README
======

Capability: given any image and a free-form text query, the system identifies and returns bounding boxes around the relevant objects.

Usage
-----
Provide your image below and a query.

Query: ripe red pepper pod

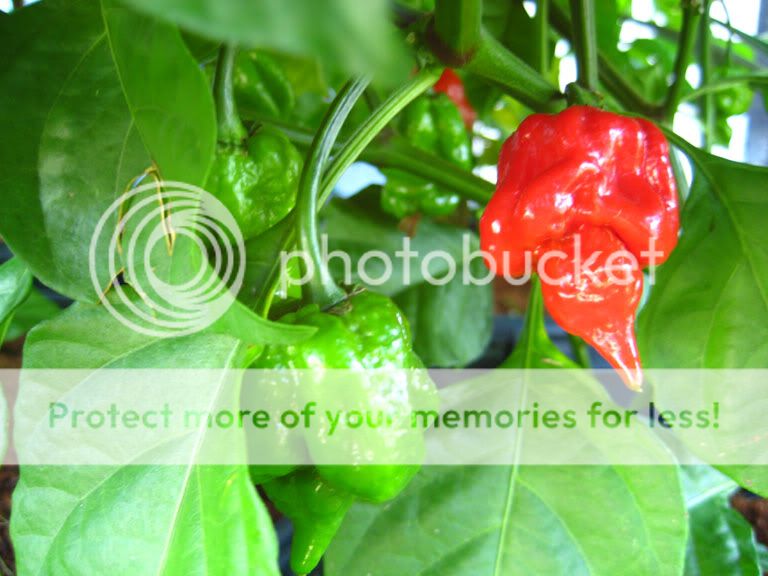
[480,106,679,389]
[434,69,476,129]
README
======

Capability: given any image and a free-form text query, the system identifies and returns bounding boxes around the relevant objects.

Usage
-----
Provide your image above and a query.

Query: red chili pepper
[480,106,679,389]
[433,69,476,129]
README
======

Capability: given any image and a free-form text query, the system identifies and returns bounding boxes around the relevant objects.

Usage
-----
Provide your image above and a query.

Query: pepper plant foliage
[0,0,767,574]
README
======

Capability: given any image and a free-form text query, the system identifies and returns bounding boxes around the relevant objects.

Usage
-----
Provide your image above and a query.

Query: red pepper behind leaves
[434,69,476,129]
[480,106,679,389]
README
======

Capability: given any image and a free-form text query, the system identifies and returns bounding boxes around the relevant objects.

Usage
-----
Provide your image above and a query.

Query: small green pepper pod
[206,126,302,240]
[254,290,437,572]
[381,92,472,219]
[263,468,354,575]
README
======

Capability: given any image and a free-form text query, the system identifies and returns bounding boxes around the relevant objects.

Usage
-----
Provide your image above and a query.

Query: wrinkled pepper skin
[258,290,428,500]
[254,290,435,573]
[263,469,354,576]
[206,126,302,240]
[381,93,471,219]
[480,106,679,389]
[233,51,295,119]
[434,68,476,128]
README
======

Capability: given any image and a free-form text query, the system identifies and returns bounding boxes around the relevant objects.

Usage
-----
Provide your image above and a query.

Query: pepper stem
[297,76,371,309]
[213,44,247,144]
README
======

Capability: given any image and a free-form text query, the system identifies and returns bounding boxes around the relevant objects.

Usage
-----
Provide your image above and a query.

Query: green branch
[432,0,482,63]
[212,44,246,143]
[549,3,661,117]
[569,0,598,91]
[698,1,714,150]
[320,67,442,204]
[711,17,768,55]
[364,137,494,203]
[662,0,705,121]
[681,72,768,101]
[264,119,494,204]
[464,28,564,112]
[620,16,760,70]
[534,0,550,75]
[296,76,371,308]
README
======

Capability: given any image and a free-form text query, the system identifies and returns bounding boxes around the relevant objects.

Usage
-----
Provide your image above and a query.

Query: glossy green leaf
[394,235,492,367]
[639,150,768,369]
[4,288,61,342]
[12,302,280,575]
[0,258,33,345]
[101,0,216,185]
[638,146,768,495]
[638,156,768,348]
[0,0,214,302]
[208,296,316,346]
[119,0,404,79]
[682,466,761,576]
[327,281,687,576]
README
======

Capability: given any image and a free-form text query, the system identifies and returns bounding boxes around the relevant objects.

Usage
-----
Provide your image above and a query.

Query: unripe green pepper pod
[263,468,354,575]
[206,45,302,240]
[381,91,471,219]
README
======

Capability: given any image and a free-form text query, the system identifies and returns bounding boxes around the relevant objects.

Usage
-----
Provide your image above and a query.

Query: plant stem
[569,0,598,91]
[432,0,482,63]
[681,72,768,101]
[662,0,704,122]
[464,28,564,111]
[320,67,441,204]
[297,76,371,308]
[712,17,768,55]
[255,118,495,204]
[535,0,550,75]
[365,137,494,203]
[621,16,760,70]
[548,3,661,117]
[698,1,714,150]
[213,44,246,143]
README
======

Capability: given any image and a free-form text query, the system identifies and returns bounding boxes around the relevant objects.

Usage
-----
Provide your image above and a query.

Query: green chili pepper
[206,45,302,240]
[251,77,436,575]
[206,127,302,240]
[257,290,429,499]
[255,290,435,574]
[381,92,471,218]
[263,468,354,576]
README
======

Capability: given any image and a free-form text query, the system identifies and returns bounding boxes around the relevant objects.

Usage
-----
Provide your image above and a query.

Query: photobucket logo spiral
[89,180,245,338]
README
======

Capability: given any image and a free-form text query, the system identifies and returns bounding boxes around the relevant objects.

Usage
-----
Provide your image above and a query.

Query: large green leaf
[119,0,403,79]
[639,149,768,369]
[327,281,688,576]
[0,0,215,302]
[638,145,768,495]
[683,466,761,576]
[11,302,280,575]
[101,0,215,185]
